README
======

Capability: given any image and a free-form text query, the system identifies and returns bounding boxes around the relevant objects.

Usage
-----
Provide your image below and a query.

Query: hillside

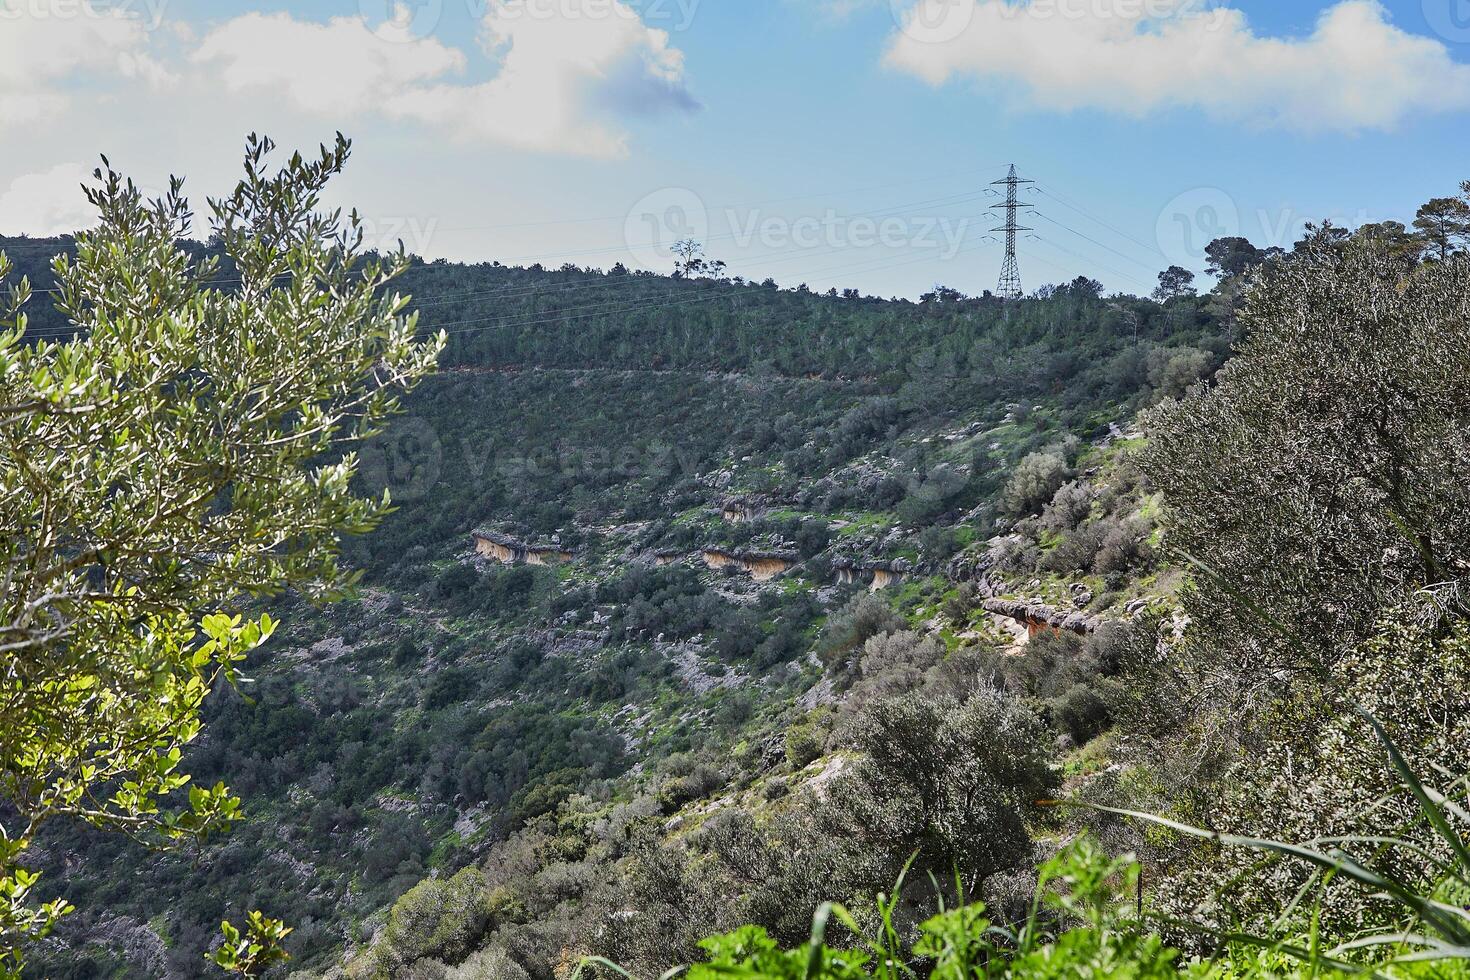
[12,239,1229,978]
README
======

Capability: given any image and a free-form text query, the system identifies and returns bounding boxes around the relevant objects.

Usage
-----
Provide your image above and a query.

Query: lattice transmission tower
[991,164,1034,301]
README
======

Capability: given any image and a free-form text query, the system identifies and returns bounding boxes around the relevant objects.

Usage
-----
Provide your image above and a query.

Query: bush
[843,631,945,709]
[1038,521,1104,575]
[364,867,494,976]
[1156,614,1470,941]
[849,688,1057,881]
[784,722,826,769]
[1002,451,1073,517]
[436,563,480,598]
[1040,480,1094,534]
[815,594,904,669]
[1050,682,1111,744]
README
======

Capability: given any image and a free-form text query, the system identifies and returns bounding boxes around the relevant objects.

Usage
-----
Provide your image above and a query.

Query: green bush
[364,866,493,976]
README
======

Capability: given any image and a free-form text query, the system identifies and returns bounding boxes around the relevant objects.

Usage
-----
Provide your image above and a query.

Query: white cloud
[883,0,1470,131]
[191,0,698,157]
[0,163,96,236]
[191,12,466,118]
[0,2,174,125]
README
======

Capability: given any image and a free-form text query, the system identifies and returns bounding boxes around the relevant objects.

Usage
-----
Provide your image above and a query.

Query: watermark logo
[355,215,439,257]
[890,0,974,44]
[1155,187,1239,266]
[0,0,170,29]
[724,208,971,259]
[1424,0,1470,43]
[492,0,700,31]
[359,417,444,504]
[624,187,708,271]
[359,0,443,41]
[362,0,701,41]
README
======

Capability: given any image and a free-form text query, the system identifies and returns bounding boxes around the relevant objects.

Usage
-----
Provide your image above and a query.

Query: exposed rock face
[652,549,683,566]
[71,916,174,978]
[870,568,900,592]
[745,556,796,581]
[472,531,574,566]
[701,548,739,572]
[700,548,798,582]
[833,558,912,591]
[983,597,1102,637]
[474,531,520,564]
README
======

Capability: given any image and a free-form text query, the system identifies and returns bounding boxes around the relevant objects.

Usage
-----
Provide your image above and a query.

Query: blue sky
[1,0,1467,297]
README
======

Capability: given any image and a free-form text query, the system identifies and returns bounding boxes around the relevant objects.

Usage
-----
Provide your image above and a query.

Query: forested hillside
[8,223,1230,977]
[9,166,1470,980]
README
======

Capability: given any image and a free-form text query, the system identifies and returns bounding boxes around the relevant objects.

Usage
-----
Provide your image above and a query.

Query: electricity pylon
[991,164,1034,300]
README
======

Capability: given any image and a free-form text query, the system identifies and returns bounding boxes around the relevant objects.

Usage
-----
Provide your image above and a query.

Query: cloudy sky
[2,0,1468,296]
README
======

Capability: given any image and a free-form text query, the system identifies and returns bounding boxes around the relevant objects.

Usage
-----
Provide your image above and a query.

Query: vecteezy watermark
[1155,187,1240,267]
[624,187,973,273]
[0,0,169,29]
[1424,0,1470,43]
[354,215,439,257]
[890,0,974,44]
[358,417,444,504]
[999,0,1222,21]
[359,0,443,40]
[889,0,1228,44]
[624,187,709,271]
[361,0,700,42]
[1156,186,1401,270]
[358,416,710,500]
[489,0,700,30]
[471,441,701,484]
[724,208,971,259]
[251,671,364,711]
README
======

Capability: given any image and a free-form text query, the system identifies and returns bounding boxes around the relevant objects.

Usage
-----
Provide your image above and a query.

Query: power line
[1032,185,1167,261]
[427,162,1011,233]
[9,183,1001,299]
[1031,210,1162,275]
[1028,235,1153,295]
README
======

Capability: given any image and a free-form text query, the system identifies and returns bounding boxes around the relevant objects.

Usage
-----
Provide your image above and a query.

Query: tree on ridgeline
[1203,236,1277,280]
[1413,193,1470,262]
[672,239,727,280]
[1152,265,1196,301]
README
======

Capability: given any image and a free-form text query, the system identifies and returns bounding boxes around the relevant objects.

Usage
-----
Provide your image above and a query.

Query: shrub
[815,594,904,669]
[784,722,826,769]
[1155,615,1470,942]
[849,689,1057,881]
[1040,480,1094,534]
[1038,522,1104,575]
[1003,452,1073,517]
[1050,683,1111,745]
[364,867,493,976]
[436,563,480,598]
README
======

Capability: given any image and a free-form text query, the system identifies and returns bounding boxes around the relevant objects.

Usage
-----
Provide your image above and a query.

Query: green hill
[14,240,1227,978]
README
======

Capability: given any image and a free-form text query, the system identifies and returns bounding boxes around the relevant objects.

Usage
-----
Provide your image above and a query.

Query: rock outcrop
[700,548,799,582]
[472,531,575,566]
[833,558,913,591]
[983,597,1102,637]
